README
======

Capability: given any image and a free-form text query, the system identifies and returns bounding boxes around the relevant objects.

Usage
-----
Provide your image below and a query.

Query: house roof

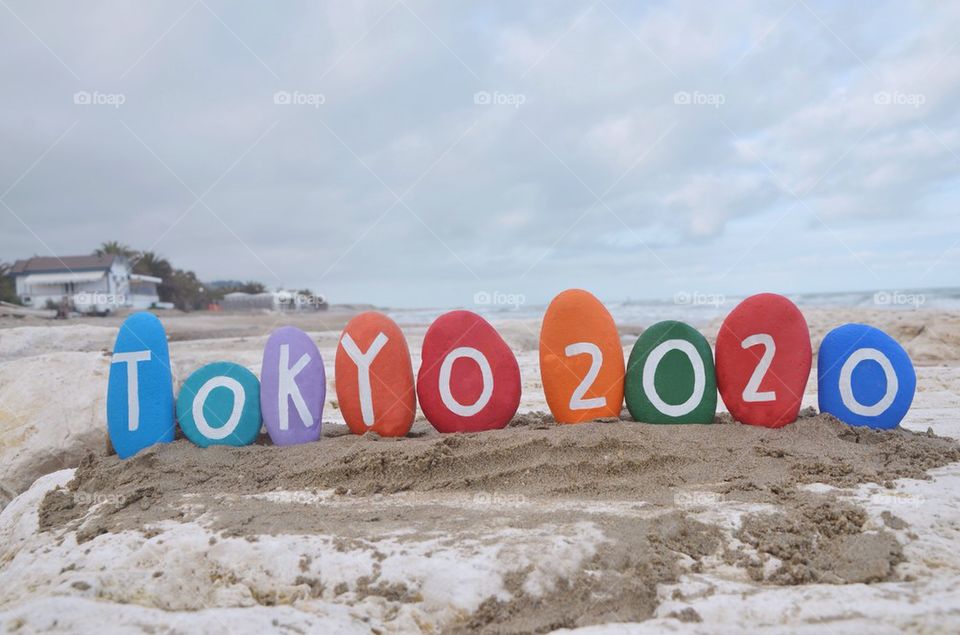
[10,255,119,275]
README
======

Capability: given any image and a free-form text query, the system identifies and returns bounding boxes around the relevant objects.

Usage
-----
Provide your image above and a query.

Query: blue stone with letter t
[817,323,916,430]
[106,312,175,458]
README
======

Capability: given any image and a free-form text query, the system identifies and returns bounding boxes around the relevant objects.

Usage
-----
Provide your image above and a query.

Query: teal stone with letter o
[176,361,262,447]
[625,320,717,424]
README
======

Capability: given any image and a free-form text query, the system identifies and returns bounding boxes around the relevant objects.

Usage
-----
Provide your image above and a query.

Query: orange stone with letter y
[336,311,416,437]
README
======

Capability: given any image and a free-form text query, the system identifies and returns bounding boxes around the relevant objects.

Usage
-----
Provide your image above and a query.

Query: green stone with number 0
[625,320,716,424]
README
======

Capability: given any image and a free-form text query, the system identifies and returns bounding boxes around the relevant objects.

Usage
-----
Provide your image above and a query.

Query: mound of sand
[44,411,960,522]
[23,411,957,631]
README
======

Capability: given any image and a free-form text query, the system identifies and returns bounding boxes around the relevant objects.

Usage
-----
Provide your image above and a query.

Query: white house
[10,255,166,313]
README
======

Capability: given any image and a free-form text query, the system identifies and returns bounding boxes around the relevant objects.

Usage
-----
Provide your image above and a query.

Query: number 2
[565,342,606,410]
[741,333,776,402]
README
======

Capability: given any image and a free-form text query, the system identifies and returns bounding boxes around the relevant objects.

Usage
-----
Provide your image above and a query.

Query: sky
[1,0,958,308]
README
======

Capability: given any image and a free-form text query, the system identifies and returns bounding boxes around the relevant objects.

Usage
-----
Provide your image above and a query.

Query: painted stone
[260,326,325,445]
[176,362,261,448]
[539,289,624,423]
[417,310,521,433]
[336,311,416,437]
[818,323,916,429]
[625,320,716,424]
[107,312,175,459]
[715,293,812,427]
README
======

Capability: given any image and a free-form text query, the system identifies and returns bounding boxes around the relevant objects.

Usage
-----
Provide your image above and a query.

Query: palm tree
[94,241,137,259]
[133,251,173,279]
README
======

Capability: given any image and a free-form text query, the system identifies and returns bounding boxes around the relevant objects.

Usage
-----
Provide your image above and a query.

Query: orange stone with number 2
[335,311,416,437]
[539,289,625,423]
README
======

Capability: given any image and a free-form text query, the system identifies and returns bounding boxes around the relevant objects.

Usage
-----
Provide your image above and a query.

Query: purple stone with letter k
[260,326,325,445]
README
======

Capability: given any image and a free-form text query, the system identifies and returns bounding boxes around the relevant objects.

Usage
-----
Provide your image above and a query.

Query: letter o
[192,376,245,440]
[438,347,493,417]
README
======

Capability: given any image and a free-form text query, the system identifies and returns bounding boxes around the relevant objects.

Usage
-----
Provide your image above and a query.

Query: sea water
[385,287,960,328]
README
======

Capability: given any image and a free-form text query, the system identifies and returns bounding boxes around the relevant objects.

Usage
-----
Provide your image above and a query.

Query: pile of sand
[35,411,960,631]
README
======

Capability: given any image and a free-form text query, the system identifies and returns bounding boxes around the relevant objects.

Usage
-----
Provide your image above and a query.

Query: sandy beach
[0,305,958,632]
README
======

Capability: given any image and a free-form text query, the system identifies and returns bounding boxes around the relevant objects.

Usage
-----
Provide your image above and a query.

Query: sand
[32,411,960,630]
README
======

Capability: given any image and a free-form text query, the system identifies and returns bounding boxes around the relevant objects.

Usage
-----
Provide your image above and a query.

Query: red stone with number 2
[715,293,812,428]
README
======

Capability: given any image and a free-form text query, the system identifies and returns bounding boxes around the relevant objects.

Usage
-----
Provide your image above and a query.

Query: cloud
[0,0,958,307]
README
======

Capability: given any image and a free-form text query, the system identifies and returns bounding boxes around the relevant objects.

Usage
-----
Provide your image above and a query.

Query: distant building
[10,255,168,313]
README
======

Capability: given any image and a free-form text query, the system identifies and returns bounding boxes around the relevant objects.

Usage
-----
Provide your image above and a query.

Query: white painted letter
[279,344,313,430]
[741,333,776,402]
[439,347,493,416]
[193,376,244,440]
[839,348,898,416]
[341,332,389,426]
[112,350,151,431]
[564,342,606,410]
[642,339,705,417]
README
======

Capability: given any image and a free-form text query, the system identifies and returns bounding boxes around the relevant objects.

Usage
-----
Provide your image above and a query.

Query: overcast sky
[1,1,958,307]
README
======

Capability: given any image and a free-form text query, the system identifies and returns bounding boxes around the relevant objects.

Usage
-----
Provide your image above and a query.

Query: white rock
[0,324,116,363]
[0,352,109,501]
[0,475,606,633]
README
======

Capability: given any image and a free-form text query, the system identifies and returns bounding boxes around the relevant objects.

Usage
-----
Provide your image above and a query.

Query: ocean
[385,287,960,328]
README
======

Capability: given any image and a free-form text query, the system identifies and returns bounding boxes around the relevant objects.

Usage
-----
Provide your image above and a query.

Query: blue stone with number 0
[818,323,915,429]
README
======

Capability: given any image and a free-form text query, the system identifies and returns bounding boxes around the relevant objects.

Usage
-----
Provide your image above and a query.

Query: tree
[94,241,137,259]
[133,251,174,280]
[0,262,19,304]
[237,281,266,294]
[163,269,207,311]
